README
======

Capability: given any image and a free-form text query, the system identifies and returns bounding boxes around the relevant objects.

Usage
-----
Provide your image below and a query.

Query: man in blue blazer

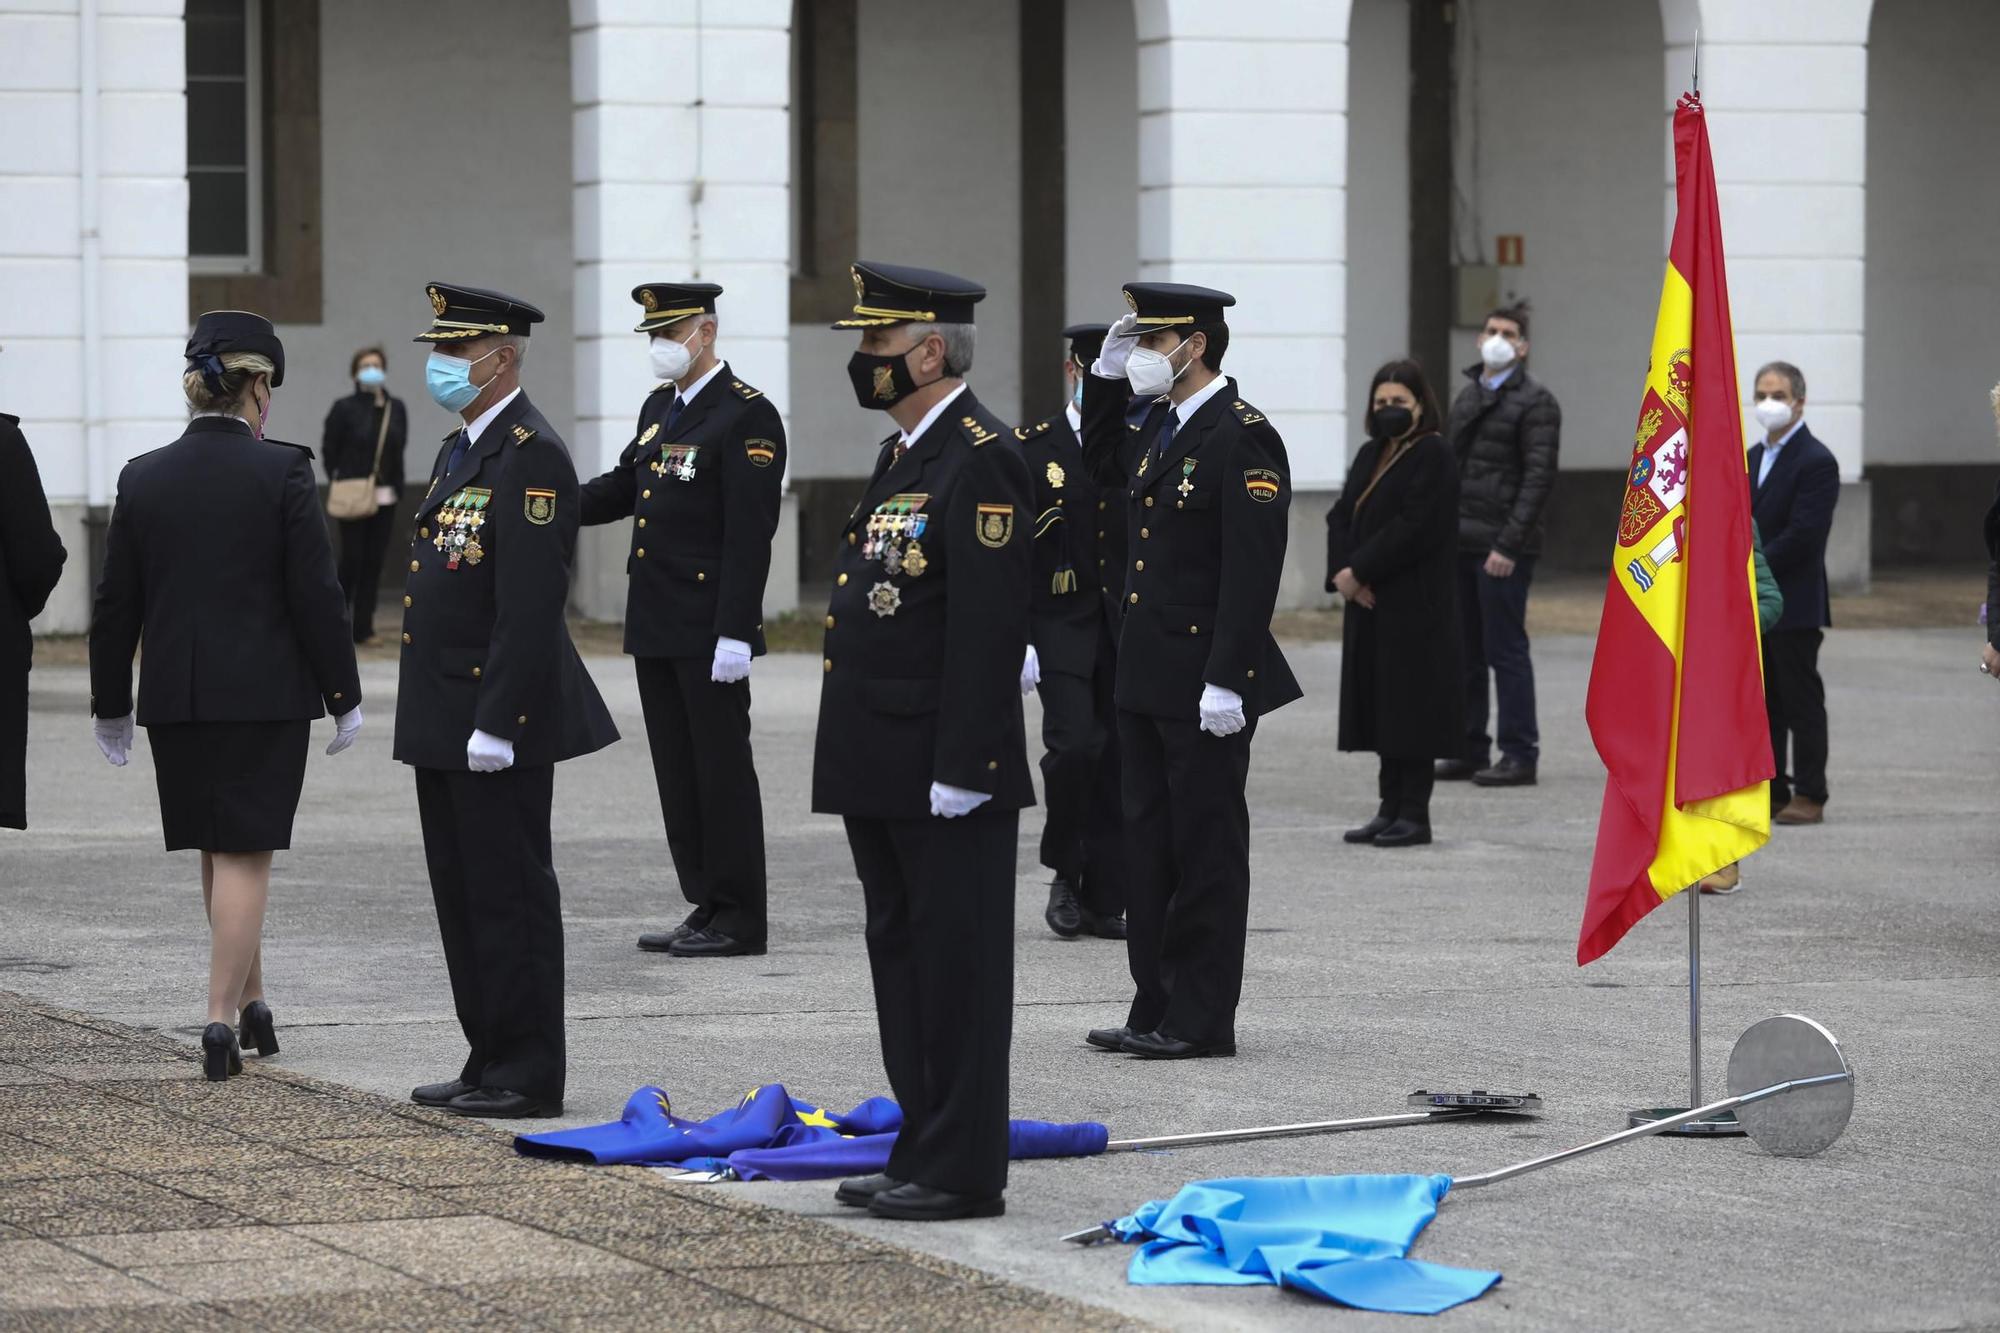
[1747,361,1839,825]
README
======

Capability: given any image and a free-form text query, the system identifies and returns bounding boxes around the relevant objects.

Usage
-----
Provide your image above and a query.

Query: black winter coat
[579,364,786,659]
[0,415,68,828]
[1445,364,1560,557]
[393,392,618,771]
[90,417,360,725]
[1986,479,2000,651]
[811,389,1036,820]
[1013,409,1100,678]
[1325,433,1463,757]
[321,390,407,491]
[1080,373,1302,720]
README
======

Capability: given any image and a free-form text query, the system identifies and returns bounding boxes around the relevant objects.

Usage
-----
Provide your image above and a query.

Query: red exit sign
[1496,235,1524,266]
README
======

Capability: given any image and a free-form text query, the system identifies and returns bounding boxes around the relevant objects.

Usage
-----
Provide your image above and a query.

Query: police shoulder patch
[1243,468,1282,503]
[731,379,764,401]
[1231,399,1268,427]
[744,438,778,468]
[524,487,557,524]
[975,503,1015,548]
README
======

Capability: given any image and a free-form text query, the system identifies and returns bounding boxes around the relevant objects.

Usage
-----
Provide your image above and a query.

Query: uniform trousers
[634,655,766,942]
[843,809,1017,1199]
[1118,711,1255,1046]
[415,763,565,1103]
[1034,626,1124,916]
[1763,627,1828,807]
[1377,754,1436,824]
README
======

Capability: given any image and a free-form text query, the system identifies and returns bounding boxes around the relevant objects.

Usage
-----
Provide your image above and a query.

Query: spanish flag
[1579,94,1773,965]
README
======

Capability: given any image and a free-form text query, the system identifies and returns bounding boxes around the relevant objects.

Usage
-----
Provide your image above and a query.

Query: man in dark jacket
[1747,360,1839,826]
[0,414,68,829]
[1439,305,1559,788]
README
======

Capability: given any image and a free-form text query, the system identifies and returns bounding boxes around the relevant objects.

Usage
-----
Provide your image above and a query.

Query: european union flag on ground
[515,1085,1106,1181]
[1112,1174,1500,1315]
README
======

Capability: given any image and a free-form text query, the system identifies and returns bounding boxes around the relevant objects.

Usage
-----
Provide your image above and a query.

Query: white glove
[325,705,363,756]
[929,782,992,819]
[1020,644,1041,695]
[1092,311,1141,380]
[1198,683,1247,737]
[711,636,752,684]
[92,714,134,767]
[467,728,515,773]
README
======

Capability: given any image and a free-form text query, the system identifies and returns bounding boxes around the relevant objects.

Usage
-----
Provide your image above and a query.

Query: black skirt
[148,721,310,853]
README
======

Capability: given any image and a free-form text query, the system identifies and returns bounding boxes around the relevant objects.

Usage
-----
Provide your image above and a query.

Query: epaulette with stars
[730,378,763,401]
[1231,398,1268,427]
[1012,418,1056,442]
[510,423,538,448]
[959,415,1001,448]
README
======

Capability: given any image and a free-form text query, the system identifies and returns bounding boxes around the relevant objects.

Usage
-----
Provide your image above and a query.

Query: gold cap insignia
[641,288,659,312]
[852,267,867,302]
[428,286,447,316]
[1124,289,1138,312]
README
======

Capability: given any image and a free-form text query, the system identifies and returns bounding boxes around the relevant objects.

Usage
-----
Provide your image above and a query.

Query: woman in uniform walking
[89,311,364,1081]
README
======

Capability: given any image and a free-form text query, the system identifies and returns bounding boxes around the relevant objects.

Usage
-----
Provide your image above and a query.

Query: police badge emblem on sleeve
[524,488,557,525]
[976,503,1014,548]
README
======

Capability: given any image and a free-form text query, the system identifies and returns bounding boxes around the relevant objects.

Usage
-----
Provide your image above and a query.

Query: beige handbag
[326,397,392,520]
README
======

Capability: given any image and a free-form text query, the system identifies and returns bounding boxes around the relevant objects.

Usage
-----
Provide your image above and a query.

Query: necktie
[1152,412,1177,468]
[663,394,687,437]
[445,428,469,476]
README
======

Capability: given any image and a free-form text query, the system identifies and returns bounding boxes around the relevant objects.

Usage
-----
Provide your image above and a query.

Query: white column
[1665,0,1871,481]
[1134,0,1350,607]
[569,0,795,619]
[0,0,187,632]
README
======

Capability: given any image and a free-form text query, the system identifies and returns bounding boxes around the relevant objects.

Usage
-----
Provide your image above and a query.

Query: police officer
[1078,282,1301,1059]
[815,262,1034,1221]
[581,283,785,957]
[1014,323,1125,941]
[397,283,618,1119]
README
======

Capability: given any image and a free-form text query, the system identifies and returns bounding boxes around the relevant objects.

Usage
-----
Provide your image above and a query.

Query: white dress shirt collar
[464,386,523,445]
[1065,401,1082,435]
[673,359,728,409]
[1172,372,1232,429]
[899,381,970,449]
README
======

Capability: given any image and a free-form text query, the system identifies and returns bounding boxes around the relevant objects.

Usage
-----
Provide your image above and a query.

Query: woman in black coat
[1326,359,1464,847]
[322,346,407,644]
[89,312,364,1080]
[0,414,68,829]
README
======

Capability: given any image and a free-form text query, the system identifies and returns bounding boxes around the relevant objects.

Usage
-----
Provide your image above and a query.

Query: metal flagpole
[1626,885,1742,1134]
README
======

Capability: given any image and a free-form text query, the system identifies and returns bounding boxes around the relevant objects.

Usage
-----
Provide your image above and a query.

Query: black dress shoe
[1372,818,1433,848]
[201,1022,242,1082]
[1343,815,1394,844]
[445,1087,561,1119]
[411,1079,476,1107]
[1044,878,1082,938]
[1079,909,1127,941]
[667,927,766,957]
[1472,757,1537,787]
[638,912,712,952]
[834,1173,904,1207]
[1085,1025,1133,1051]
[1435,759,1481,780]
[237,1000,279,1057]
[868,1182,1005,1221]
[1121,1030,1236,1059]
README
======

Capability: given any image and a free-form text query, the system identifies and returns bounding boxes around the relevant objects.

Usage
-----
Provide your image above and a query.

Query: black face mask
[847,346,923,410]
[1368,405,1414,442]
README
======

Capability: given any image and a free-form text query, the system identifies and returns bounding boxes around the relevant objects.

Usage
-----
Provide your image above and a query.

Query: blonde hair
[183,351,275,415]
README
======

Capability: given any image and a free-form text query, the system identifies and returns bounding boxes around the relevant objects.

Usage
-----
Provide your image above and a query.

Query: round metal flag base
[1625,1106,1745,1136]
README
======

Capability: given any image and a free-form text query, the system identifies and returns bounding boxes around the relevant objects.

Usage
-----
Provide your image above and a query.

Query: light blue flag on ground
[1111,1173,1500,1315]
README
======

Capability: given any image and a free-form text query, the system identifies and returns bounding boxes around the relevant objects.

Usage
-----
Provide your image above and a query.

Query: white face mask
[648,325,702,382]
[1753,397,1795,433]
[1127,337,1192,397]
[1479,333,1518,372]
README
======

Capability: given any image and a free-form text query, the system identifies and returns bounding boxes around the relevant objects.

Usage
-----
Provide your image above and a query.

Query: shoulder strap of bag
[365,396,392,482]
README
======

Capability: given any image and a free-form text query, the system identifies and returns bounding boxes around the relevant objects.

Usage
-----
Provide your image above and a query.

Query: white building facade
[5,0,1993,634]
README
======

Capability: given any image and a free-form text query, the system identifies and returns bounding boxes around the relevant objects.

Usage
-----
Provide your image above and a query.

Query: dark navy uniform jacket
[1012,410,1102,680]
[392,391,618,770]
[90,416,358,724]
[579,364,786,658]
[1080,372,1303,721]
[811,389,1036,820]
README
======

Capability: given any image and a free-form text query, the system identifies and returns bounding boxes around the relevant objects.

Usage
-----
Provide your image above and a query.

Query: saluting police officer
[1014,323,1125,942]
[397,283,618,1119]
[815,262,1034,1221]
[1078,282,1301,1060]
[581,283,785,958]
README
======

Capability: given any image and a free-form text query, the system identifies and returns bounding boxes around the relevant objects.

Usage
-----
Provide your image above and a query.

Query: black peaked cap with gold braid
[413,282,546,343]
[633,281,723,333]
[1062,321,1110,366]
[1121,281,1235,329]
[831,260,985,329]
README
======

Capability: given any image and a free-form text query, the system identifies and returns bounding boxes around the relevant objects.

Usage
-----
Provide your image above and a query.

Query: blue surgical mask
[425,346,502,413]
[1072,378,1084,407]
[355,365,386,388]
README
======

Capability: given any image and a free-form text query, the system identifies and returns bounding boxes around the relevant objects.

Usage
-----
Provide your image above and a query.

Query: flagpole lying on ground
[1625,886,1744,1135]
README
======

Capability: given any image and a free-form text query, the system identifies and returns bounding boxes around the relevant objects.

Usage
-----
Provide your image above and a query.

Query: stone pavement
[0,992,1140,1330]
[7,614,2000,1329]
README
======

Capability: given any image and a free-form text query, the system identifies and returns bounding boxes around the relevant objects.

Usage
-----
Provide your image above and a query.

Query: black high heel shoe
[202,1022,243,1081]
[238,1001,279,1058]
